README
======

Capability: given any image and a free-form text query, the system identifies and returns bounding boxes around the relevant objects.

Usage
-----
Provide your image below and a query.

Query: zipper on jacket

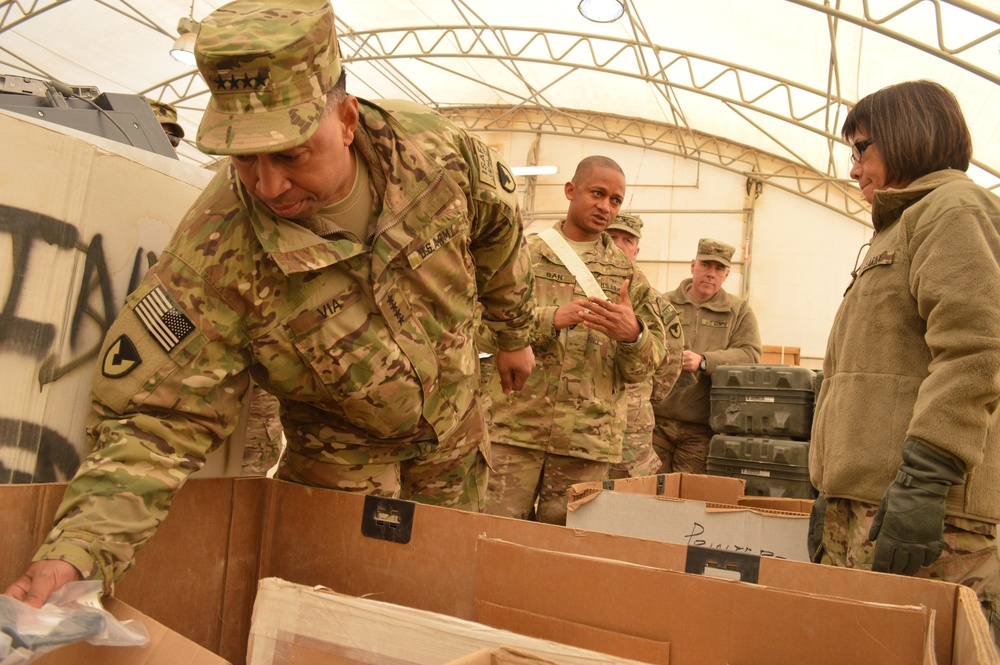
[368,170,446,245]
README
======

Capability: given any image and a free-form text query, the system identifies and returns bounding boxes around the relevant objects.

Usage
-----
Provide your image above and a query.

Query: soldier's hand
[869,439,965,576]
[682,350,703,373]
[582,279,640,343]
[553,299,590,331]
[4,560,83,609]
[494,346,535,394]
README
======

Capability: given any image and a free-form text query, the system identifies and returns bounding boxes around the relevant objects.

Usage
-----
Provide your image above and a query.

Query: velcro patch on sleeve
[134,285,195,353]
[471,136,497,189]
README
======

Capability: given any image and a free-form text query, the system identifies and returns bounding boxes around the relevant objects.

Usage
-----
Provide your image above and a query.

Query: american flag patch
[134,285,195,353]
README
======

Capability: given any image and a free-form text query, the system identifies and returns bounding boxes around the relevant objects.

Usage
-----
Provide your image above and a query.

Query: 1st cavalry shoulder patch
[497,161,516,193]
[102,334,141,378]
[135,285,195,353]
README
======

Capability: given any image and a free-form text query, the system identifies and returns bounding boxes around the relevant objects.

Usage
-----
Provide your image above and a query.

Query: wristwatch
[699,356,707,372]
[621,322,644,347]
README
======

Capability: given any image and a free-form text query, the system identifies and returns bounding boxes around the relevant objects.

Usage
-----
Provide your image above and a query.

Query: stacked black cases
[707,365,819,498]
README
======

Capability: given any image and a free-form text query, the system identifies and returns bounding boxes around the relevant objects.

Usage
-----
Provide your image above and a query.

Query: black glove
[869,439,966,576]
[807,494,827,562]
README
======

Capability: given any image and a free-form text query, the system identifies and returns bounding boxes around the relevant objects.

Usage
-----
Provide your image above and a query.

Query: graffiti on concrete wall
[0,203,156,483]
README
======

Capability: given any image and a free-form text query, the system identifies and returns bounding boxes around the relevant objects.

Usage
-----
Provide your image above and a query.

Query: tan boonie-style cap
[145,98,185,138]
[607,213,643,239]
[696,238,735,267]
[194,0,342,155]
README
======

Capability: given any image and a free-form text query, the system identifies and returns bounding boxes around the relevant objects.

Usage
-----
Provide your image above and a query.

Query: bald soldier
[605,213,684,479]
[6,0,535,606]
[482,157,668,525]
[652,238,761,473]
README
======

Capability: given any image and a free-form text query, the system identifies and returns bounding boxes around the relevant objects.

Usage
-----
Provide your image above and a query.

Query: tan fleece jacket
[810,170,1000,522]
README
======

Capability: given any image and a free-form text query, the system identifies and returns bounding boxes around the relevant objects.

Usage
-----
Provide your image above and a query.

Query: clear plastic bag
[0,581,149,664]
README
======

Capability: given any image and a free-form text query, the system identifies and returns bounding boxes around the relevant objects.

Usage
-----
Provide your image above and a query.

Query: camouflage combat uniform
[484,223,666,524]
[652,278,761,473]
[33,98,534,592]
[610,289,684,479]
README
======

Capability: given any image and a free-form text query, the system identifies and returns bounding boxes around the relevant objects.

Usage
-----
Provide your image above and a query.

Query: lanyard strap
[536,227,609,301]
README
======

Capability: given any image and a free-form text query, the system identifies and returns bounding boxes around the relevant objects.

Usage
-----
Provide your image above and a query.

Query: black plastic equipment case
[706,434,816,499]
[709,364,816,439]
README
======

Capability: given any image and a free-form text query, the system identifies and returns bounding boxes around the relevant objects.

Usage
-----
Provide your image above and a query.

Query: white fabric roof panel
[1,0,998,200]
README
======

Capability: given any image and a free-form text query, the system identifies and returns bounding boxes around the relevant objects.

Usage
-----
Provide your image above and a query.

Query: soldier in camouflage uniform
[604,214,684,479]
[482,157,667,525]
[652,238,761,474]
[145,97,185,149]
[5,0,535,606]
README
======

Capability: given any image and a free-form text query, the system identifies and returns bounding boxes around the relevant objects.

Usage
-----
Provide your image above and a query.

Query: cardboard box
[761,344,801,365]
[566,473,812,561]
[33,596,226,664]
[246,577,648,665]
[2,478,996,665]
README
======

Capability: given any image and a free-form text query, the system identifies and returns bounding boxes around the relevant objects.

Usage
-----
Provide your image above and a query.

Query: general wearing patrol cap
[144,98,185,139]
[194,0,342,155]
[696,238,735,267]
[607,213,643,239]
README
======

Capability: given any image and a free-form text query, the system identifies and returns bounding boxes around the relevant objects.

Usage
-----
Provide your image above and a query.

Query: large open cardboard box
[1,478,995,665]
[565,473,812,561]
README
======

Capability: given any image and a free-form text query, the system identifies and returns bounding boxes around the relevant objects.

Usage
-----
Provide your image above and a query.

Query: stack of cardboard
[761,345,801,366]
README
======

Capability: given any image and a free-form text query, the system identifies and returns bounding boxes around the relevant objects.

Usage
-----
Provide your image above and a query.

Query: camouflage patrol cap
[144,97,185,138]
[696,238,735,267]
[607,213,643,239]
[194,0,342,155]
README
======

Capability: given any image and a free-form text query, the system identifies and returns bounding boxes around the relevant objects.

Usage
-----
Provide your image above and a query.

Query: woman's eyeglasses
[850,139,873,164]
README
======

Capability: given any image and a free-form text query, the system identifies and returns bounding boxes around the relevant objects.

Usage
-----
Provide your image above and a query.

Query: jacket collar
[671,277,732,312]
[238,98,446,275]
[871,170,972,232]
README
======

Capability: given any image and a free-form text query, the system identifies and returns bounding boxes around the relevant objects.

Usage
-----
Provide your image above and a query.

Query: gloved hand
[869,439,966,576]
[807,494,827,562]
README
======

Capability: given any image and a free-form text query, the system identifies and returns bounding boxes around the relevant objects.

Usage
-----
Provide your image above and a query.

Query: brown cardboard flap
[952,585,999,665]
[115,477,266,657]
[476,602,670,664]
[34,597,229,664]
[567,473,745,511]
[474,538,930,665]
[737,496,814,514]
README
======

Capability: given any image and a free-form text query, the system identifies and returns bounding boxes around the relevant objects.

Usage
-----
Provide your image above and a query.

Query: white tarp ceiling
[1,0,998,219]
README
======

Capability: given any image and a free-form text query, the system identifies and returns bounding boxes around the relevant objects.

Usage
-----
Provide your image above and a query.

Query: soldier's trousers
[276,407,488,512]
[483,443,609,525]
[651,417,714,474]
[609,441,661,479]
[815,496,1000,641]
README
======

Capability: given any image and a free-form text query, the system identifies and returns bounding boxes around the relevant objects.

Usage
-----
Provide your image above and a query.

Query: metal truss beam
[438,105,873,226]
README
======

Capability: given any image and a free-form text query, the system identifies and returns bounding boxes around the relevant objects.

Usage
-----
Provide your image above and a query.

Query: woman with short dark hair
[809,79,1000,636]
